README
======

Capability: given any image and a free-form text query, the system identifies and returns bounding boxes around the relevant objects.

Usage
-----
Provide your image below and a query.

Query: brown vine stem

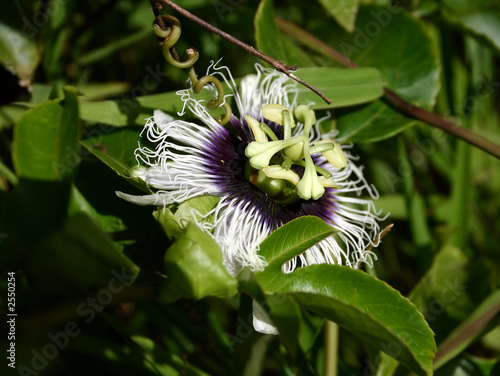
[275,16,500,160]
[155,0,332,104]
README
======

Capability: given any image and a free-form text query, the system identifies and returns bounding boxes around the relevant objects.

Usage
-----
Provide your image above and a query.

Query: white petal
[153,110,174,131]
[252,301,279,335]
[115,191,168,206]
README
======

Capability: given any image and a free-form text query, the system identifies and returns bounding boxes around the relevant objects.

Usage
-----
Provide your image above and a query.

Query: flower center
[244,104,348,201]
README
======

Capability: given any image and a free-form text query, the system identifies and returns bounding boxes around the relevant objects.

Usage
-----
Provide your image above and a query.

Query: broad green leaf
[1,89,81,268]
[255,218,436,376]
[79,90,212,127]
[336,102,418,143]
[255,0,316,68]
[442,0,500,54]
[80,127,150,192]
[451,12,500,54]
[25,213,139,293]
[159,223,238,302]
[13,87,81,181]
[154,195,220,238]
[273,266,435,376]
[305,5,440,142]
[77,82,132,101]
[317,0,361,32]
[79,97,156,127]
[295,67,384,109]
[31,83,53,104]
[0,105,25,131]
[409,245,471,320]
[276,3,440,141]
[434,290,500,370]
[68,184,126,233]
[0,22,40,87]
[378,244,471,376]
[335,6,440,110]
[255,216,335,291]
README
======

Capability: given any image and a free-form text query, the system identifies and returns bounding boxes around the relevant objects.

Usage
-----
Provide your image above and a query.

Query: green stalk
[324,320,339,376]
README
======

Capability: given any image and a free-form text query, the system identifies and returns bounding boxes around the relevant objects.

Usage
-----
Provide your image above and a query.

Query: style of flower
[117,63,385,333]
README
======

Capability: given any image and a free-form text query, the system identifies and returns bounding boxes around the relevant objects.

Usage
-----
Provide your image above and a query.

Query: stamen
[319,176,338,188]
[292,159,332,179]
[263,165,300,185]
[245,136,305,169]
[315,139,348,168]
[282,109,293,140]
[296,155,325,200]
[309,142,334,155]
[245,115,267,142]
[294,104,316,135]
[259,122,279,142]
[262,104,295,127]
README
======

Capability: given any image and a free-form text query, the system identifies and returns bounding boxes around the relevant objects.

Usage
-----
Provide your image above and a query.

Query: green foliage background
[0,0,499,375]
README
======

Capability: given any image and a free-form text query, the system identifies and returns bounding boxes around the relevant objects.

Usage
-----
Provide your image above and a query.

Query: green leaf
[77,82,132,101]
[79,98,153,127]
[0,21,40,87]
[0,105,26,131]
[25,213,139,293]
[409,245,470,319]
[326,5,440,141]
[295,67,384,109]
[278,266,436,376]
[159,223,238,302]
[254,218,436,376]
[434,290,500,370]
[255,0,316,68]
[442,0,500,54]
[317,0,361,32]
[336,102,418,143]
[378,244,472,376]
[78,89,219,127]
[154,195,220,239]
[68,184,126,233]
[80,127,150,192]
[255,216,335,291]
[13,87,81,181]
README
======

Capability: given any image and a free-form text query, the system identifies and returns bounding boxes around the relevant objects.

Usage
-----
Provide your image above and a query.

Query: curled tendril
[152,14,232,125]
[152,15,199,68]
